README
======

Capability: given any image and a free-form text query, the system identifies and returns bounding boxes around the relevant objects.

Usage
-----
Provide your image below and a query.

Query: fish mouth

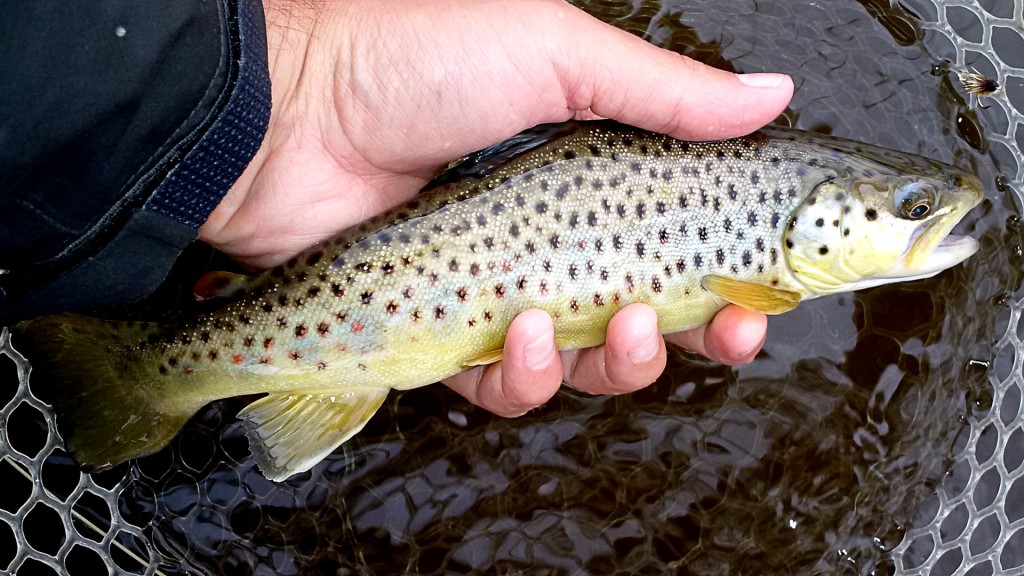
[887,213,979,281]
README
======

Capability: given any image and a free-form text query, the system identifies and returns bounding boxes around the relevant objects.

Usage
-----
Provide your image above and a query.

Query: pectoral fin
[462,348,504,367]
[238,388,390,481]
[700,275,802,315]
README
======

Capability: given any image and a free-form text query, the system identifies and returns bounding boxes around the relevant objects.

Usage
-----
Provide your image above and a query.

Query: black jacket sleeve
[0,0,271,323]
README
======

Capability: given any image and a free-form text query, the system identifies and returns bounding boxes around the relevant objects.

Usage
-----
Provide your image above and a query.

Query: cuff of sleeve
[0,0,271,324]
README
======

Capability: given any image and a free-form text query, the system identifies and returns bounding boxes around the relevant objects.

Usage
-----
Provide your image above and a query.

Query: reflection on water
[29,0,1024,574]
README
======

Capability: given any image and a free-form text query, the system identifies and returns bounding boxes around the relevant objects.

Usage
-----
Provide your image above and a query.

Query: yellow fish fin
[700,275,802,315]
[462,348,504,367]
[238,388,390,481]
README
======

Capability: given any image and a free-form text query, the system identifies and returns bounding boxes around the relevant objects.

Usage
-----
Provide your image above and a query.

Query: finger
[666,305,766,365]
[562,303,666,395]
[552,6,794,141]
[442,309,563,417]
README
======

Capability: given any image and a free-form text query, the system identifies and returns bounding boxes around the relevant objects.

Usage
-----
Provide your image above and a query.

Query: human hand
[200,0,791,416]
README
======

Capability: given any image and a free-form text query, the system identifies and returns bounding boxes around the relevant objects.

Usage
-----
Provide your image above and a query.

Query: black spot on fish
[713,197,721,212]
[866,208,878,221]
[263,337,274,349]
[612,235,623,250]
[456,287,469,302]
[819,245,829,255]
[574,175,584,188]
[771,213,782,229]
[636,202,646,219]
[698,227,708,243]
[470,263,481,277]
[361,291,374,305]
[288,350,302,361]
[659,228,670,244]
[569,213,579,228]
[517,276,528,290]
[724,218,733,233]
[651,277,662,293]
[403,286,414,299]
[676,259,686,274]
[306,251,323,267]
[832,220,840,227]
[636,241,646,258]
[616,204,627,218]
[600,268,609,281]
[570,299,580,313]
[569,264,578,280]
[159,365,168,376]
[678,194,688,209]
[476,214,488,226]
[751,171,760,185]
[317,322,330,336]
[815,218,824,227]
[277,294,289,307]
[295,324,308,338]
[449,259,459,272]
[742,251,752,267]
[771,248,779,265]
[564,149,577,160]
[843,228,850,237]
[543,260,552,273]
[716,249,726,266]
[491,202,505,215]
[549,234,561,249]
[694,254,703,268]
[625,274,635,291]
[786,238,794,249]
[728,184,738,201]
[434,305,446,319]
[276,317,287,328]
[535,201,548,214]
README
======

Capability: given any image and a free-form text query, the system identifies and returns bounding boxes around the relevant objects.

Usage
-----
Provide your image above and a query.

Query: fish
[14,120,983,481]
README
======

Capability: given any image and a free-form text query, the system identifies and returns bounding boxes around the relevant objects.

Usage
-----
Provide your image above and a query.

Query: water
[5,0,1024,574]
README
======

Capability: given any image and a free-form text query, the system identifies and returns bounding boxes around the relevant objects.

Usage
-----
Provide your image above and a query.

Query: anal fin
[238,388,390,481]
[462,348,504,367]
[701,275,802,315]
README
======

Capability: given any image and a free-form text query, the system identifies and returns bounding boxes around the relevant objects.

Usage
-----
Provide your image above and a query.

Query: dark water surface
[17,1,1024,574]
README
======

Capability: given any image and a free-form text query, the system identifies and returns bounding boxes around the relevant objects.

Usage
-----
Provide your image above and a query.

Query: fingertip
[600,303,666,393]
[492,309,563,413]
[705,305,767,365]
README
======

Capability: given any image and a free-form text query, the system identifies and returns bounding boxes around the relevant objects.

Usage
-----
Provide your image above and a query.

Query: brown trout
[16,121,983,481]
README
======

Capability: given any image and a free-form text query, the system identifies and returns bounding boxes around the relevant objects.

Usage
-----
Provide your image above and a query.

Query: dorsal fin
[426,121,586,187]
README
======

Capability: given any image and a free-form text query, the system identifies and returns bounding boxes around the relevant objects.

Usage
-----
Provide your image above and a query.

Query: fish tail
[13,314,202,471]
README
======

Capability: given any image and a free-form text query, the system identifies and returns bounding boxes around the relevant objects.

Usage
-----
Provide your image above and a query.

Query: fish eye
[894,182,935,220]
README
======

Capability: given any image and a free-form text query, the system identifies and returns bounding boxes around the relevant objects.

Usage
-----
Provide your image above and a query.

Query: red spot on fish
[352,321,364,333]
[233,354,244,364]
[184,367,194,375]
[264,337,274,350]
[502,261,512,272]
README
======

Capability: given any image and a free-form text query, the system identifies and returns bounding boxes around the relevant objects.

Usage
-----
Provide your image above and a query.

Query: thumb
[552,6,793,141]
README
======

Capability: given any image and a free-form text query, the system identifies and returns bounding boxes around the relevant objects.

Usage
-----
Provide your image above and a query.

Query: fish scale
[15,120,983,481]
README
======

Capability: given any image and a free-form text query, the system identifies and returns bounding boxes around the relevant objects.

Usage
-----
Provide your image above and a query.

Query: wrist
[201,0,320,251]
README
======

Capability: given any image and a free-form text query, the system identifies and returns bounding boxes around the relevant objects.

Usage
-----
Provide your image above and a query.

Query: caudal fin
[13,315,201,471]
